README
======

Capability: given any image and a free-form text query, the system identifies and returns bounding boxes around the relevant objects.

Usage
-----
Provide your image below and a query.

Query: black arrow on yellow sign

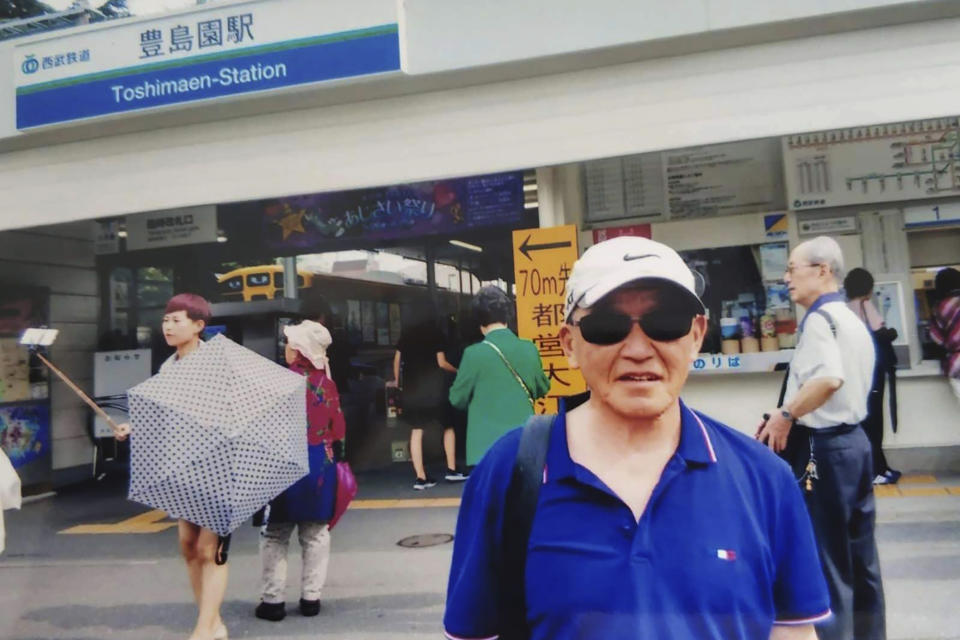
[518,235,572,261]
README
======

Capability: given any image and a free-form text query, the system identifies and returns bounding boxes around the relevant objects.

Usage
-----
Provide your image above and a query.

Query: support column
[282,256,298,299]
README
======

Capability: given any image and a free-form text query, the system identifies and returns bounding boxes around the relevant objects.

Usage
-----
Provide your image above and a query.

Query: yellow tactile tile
[947,487,960,496]
[349,498,462,509]
[898,487,950,497]
[898,474,938,484]
[59,509,177,535]
[873,485,901,498]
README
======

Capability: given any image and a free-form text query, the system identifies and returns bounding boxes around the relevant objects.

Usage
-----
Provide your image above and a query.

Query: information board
[512,226,585,414]
[663,139,785,219]
[584,153,665,222]
[783,116,960,210]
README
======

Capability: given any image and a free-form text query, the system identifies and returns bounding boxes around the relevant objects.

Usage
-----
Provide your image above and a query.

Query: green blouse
[449,328,550,465]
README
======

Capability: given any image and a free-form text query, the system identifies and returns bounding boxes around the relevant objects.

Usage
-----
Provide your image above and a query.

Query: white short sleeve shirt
[785,301,875,428]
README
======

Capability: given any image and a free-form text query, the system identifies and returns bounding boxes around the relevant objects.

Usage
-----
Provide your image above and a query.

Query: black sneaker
[413,475,438,490]
[255,601,286,621]
[299,598,321,617]
[445,468,468,482]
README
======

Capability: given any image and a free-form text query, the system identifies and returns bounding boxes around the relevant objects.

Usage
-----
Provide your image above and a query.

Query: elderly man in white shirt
[756,236,885,640]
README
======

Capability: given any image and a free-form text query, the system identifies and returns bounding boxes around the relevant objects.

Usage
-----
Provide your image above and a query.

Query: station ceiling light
[449,239,482,252]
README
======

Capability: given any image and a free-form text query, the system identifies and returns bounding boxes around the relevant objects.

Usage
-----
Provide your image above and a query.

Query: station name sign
[14,0,401,129]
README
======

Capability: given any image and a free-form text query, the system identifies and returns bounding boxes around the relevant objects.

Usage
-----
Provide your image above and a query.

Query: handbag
[329,461,357,530]
[483,340,535,408]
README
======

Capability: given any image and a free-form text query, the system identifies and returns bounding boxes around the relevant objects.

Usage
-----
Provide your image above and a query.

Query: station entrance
[92,170,540,472]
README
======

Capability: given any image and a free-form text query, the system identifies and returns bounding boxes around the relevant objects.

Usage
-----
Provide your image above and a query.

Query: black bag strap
[484,340,535,407]
[500,414,554,640]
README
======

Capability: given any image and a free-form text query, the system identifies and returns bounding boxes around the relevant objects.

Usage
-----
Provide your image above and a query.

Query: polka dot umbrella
[127,334,309,536]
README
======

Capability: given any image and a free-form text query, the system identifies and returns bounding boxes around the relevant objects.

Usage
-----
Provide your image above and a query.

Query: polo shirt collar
[799,291,845,331]
[545,399,717,484]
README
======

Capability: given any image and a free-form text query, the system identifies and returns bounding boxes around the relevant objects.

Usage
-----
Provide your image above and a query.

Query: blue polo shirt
[444,400,830,640]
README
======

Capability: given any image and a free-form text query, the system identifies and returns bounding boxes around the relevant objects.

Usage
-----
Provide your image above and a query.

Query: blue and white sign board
[14,0,400,129]
[904,201,960,229]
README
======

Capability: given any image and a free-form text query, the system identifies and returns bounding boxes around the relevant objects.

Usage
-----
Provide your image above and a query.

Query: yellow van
[217,265,314,302]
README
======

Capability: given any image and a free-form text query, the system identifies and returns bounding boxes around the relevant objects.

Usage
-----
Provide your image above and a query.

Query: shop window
[107,267,132,341]
[134,267,173,348]
[679,243,795,356]
[136,267,174,308]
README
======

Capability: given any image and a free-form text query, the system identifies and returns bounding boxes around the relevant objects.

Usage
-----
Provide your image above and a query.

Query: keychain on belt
[798,435,818,492]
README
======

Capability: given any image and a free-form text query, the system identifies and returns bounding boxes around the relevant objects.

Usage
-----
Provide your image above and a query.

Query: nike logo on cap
[623,253,660,262]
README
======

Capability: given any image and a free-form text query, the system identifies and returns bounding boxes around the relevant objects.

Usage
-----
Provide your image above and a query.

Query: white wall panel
[0,231,95,268]
[51,435,92,471]
[1,17,960,231]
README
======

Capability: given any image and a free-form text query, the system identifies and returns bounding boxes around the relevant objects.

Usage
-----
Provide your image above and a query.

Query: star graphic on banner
[275,211,306,240]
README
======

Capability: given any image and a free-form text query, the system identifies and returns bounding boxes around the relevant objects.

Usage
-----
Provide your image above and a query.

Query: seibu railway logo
[21,56,39,75]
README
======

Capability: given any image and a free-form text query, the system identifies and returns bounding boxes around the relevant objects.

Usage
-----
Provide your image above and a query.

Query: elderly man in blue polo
[444,236,831,640]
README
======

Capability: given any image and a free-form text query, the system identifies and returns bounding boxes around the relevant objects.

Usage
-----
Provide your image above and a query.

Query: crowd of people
[4,232,958,640]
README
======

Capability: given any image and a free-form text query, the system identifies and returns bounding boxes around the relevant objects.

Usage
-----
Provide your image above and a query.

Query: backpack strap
[500,414,554,640]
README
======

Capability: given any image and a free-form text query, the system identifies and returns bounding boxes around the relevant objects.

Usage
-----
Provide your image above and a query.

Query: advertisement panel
[262,172,525,251]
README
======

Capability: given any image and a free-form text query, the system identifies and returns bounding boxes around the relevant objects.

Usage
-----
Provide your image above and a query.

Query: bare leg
[178,520,202,606]
[188,528,228,640]
[443,427,456,471]
[410,427,425,479]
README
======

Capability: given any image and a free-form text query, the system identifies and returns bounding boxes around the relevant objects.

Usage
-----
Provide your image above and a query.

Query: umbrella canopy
[127,334,308,536]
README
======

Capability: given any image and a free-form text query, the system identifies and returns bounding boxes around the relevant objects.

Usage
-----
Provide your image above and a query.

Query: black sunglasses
[571,309,696,345]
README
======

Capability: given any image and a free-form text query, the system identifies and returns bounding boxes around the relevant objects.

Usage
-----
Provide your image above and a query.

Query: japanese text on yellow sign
[512,225,585,414]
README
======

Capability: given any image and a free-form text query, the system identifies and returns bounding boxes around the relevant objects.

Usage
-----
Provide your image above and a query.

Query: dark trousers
[784,424,886,640]
[863,366,890,477]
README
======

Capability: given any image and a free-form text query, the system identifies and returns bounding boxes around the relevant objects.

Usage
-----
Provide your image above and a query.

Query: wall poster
[262,171,525,251]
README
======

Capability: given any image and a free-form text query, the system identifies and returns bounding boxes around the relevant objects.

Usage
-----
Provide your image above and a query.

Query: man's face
[560,285,706,422]
[784,247,828,307]
[161,310,204,348]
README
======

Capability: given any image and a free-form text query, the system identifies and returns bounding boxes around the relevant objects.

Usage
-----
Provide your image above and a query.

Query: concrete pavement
[1,470,959,639]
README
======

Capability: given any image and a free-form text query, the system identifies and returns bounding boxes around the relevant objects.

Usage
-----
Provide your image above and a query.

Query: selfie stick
[21,328,122,434]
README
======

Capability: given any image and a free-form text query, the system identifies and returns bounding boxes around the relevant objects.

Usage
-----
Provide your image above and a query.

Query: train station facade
[1,0,959,490]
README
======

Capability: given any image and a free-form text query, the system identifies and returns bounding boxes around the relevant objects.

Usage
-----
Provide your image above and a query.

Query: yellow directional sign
[513,225,585,414]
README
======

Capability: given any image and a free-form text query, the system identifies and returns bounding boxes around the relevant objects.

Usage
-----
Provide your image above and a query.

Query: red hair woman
[113,293,230,640]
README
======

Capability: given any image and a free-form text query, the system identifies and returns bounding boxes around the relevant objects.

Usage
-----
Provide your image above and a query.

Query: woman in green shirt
[449,286,550,466]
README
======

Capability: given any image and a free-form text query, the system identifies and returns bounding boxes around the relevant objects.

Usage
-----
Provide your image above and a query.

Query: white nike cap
[563,236,706,322]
